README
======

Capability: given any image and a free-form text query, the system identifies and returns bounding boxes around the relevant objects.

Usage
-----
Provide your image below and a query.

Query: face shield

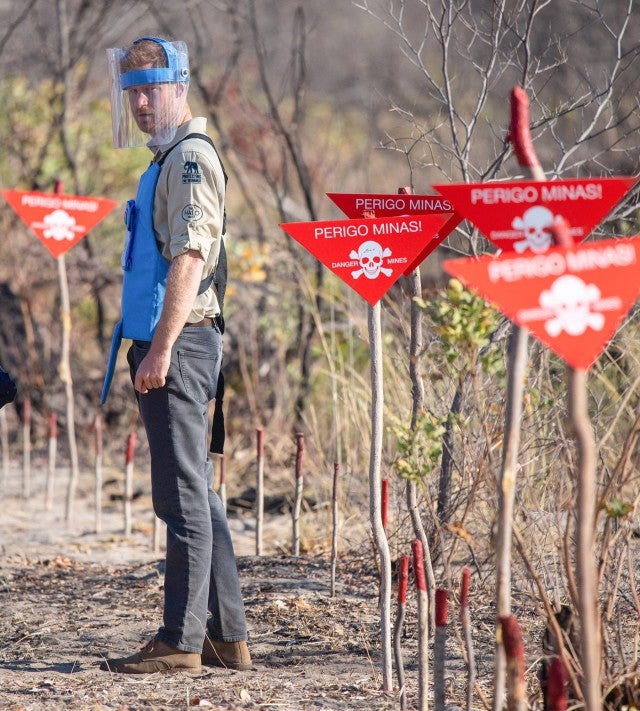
[107,37,190,149]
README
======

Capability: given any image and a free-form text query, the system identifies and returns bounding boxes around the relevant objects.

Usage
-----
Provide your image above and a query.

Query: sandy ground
[4,457,606,709]
[0,460,443,711]
[4,432,640,711]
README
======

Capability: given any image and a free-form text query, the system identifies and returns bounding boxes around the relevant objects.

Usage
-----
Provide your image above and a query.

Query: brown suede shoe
[201,638,252,671]
[99,637,201,674]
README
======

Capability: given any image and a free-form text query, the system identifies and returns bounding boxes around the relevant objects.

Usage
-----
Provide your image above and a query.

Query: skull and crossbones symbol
[351,240,393,280]
[512,206,555,253]
[540,275,605,337]
[41,209,78,241]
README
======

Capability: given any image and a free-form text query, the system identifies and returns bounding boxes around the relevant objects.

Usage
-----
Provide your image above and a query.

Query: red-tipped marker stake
[292,432,304,556]
[44,412,58,512]
[508,86,542,174]
[330,462,340,597]
[124,431,136,536]
[434,589,448,710]
[93,413,103,533]
[494,86,545,709]
[546,657,568,711]
[256,427,264,555]
[500,615,526,711]
[0,402,10,485]
[22,398,31,500]
[381,477,389,530]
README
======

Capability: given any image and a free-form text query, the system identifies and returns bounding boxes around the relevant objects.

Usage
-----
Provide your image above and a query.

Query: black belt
[184,317,215,328]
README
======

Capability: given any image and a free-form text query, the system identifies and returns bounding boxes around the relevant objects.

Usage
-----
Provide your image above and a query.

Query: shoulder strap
[157,133,227,186]
[157,132,228,235]
[156,132,229,312]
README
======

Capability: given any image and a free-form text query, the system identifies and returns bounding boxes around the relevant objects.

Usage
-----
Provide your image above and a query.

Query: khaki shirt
[152,117,225,321]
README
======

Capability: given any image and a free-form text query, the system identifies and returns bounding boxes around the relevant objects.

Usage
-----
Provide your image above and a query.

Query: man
[100,36,250,675]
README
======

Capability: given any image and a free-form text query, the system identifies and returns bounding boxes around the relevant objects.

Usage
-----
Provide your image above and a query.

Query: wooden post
[359,206,393,692]
[493,87,544,710]
[54,180,81,526]
[393,554,410,711]
[549,199,601,710]
[292,432,304,556]
[124,431,136,536]
[330,461,339,597]
[93,413,103,533]
[568,368,601,710]
[0,407,9,487]
[368,300,393,693]
[401,185,437,637]
[22,397,31,500]
[44,412,58,511]
[256,426,264,556]
[412,538,429,711]
[460,567,476,711]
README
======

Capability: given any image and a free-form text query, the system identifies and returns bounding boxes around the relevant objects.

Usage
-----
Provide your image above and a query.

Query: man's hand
[134,347,172,394]
[134,249,205,394]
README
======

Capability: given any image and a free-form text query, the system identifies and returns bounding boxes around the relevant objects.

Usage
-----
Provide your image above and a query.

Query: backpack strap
[156,132,228,315]
[156,132,228,234]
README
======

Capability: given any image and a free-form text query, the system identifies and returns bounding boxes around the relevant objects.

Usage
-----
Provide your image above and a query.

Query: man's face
[126,80,180,137]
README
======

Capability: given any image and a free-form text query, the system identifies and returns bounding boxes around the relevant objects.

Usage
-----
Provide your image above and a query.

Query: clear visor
[106,40,190,149]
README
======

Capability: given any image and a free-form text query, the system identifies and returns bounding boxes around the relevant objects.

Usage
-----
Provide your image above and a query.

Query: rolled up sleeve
[155,146,225,264]
[153,131,227,320]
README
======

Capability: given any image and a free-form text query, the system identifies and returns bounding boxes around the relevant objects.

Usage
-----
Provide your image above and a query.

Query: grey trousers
[128,324,248,653]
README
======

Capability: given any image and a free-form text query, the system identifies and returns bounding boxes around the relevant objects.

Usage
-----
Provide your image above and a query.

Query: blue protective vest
[121,162,169,340]
[101,160,166,403]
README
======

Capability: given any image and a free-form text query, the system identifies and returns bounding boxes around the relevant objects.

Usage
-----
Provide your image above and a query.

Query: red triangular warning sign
[325,191,461,276]
[326,192,455,219]
[281,213,449,305]
[443,237,640,370]
[3,189,118,258]
[432,178,636,253]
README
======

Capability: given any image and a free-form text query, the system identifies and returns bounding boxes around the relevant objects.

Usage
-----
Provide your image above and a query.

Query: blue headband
[120,36,189,89]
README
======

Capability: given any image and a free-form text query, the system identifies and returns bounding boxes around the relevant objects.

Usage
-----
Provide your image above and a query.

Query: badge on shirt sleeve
[182,160,202,184]
[182,204,203,221]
